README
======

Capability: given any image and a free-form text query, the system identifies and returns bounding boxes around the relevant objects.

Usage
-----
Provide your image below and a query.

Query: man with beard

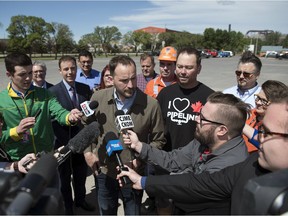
[82,55,166,215]
[122,92,250,214]
[223,51,262,108]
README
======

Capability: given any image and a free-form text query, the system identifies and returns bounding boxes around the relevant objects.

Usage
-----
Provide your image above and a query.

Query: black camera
[0,154,64,215]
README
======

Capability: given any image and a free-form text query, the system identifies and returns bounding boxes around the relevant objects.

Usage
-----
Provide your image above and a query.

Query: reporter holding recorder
[117,89,288,214]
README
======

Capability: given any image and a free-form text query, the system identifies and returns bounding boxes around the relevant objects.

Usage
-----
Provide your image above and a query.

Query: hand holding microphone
[122,130,143,153]
[80,101,99,117]
[105,132,132,187]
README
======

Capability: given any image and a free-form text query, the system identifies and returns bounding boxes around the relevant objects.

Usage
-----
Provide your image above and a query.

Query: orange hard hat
[158,46,177,62]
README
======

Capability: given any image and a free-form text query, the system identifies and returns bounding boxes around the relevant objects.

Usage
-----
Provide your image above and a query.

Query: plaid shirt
[137,72,158,92]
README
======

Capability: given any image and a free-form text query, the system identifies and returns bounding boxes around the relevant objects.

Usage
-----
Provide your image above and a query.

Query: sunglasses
[235,70,254,79]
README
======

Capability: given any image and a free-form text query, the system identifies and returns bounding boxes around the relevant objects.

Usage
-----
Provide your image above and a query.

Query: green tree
[264,31,282,45]
[280,34,288,48]
[78,33,99,57]
[93,26,122,56]
[158,32,177,48]
[6,15,53,55]
[50,22,74,59]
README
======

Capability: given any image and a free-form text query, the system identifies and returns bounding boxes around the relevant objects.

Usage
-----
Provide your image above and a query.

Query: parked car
[217,51,230,58]
[225,51,234,57]
[276,53,288,60]
[198,49,211,58]
[265,51,278,58]
[205,49,218,57]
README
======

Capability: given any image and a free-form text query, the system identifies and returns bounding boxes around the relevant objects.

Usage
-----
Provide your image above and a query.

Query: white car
[224,51,234,57]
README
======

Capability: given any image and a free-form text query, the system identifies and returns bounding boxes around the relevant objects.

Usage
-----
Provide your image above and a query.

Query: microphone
[114,110,134,134]
[23,121,100,168]
[6,153,58,215]
[105,132,132,186]
[80,100,99,117]
[57,121,100,165]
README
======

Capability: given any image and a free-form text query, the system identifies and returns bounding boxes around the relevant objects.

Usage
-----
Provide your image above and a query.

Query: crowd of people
[0,47,287,215]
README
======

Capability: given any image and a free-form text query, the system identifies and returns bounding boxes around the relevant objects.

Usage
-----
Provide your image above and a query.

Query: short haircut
[140,53,155,65]
[176,47,201,66]
[58,55,77,69]
[208,91,250,138]
[5,52,32,75]
[239,51,262,74]
[78,50,93,61]
[261,80,288,103]
[109,55,136,77]
[33,60,47,72]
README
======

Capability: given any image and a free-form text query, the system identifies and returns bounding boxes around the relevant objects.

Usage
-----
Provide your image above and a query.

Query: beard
[195,126,216,148]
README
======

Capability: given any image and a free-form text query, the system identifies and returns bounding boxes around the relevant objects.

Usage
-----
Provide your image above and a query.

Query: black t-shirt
[157,83,214,151]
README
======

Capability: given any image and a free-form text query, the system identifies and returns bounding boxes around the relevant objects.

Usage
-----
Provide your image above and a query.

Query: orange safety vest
[243,109,262,153]
[144,76,177,98]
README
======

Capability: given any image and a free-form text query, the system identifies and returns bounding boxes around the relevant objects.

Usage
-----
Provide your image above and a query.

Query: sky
[0,0,287,42]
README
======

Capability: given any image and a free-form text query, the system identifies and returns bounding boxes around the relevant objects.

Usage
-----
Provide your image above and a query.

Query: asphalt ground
[0,55,287,215]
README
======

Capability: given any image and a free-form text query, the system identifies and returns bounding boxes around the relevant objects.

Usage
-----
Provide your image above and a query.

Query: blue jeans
[95,173,143,215]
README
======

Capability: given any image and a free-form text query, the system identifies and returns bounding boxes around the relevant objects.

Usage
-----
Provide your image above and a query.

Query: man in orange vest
[145,46,178,98]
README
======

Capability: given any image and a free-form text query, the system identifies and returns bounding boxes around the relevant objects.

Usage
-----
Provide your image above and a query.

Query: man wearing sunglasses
[121,92,250,214]
[117,89,288,215]
[223,51,262,108]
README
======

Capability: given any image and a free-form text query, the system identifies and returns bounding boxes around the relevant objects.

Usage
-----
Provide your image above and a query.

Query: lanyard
[11,92,34,119]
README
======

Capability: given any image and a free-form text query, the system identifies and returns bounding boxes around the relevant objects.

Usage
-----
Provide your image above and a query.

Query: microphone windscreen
[64,121,100,154]
[115,110,125,117]
[89,101,99,110]
[104,131,118,143]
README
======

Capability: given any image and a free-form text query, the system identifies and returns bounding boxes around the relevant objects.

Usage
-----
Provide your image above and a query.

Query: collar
[7,82,34,98]
[62,80,75,92]
[237,82,259,95]
[113,88,137,113]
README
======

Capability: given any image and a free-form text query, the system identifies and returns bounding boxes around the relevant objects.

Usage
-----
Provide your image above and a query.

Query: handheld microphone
[57,121,100,165]
[6,153,58,215]
[23,121,100,168]
[80,100,99,117]
[114,110,134,134]
[105,132,132,186]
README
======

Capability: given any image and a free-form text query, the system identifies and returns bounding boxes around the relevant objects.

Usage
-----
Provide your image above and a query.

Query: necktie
[70,87,78,108]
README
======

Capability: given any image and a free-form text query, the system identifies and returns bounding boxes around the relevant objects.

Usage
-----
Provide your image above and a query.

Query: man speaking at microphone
[82,55,166,215]
[49,55,94,214]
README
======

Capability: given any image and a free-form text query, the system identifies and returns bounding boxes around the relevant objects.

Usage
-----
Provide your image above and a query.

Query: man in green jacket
[0,53,83,161]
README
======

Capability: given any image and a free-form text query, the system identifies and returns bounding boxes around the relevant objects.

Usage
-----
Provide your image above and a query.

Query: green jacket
[0,83,71,161]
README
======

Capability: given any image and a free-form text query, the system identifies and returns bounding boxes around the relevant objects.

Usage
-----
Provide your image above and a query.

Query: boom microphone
[57,121,100,164]
[6,153,58,215]
[80,100,99,117]
[114,110,134,134]
[105,132,132,186]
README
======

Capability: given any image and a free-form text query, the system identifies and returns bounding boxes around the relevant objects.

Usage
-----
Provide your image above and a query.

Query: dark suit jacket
[46,81,54,89]
[49,81,91,149]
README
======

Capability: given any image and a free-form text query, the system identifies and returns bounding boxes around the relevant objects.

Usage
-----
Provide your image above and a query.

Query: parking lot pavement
[0,55,287,215]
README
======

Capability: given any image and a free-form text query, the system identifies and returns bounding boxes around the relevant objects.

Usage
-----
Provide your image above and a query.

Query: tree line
[0,15,287,58]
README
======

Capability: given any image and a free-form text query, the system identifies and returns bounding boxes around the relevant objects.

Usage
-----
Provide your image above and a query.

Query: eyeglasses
[254,94,270,106]
[198,110,225,127]
[80,61,92,65]
[33,70,45,74]
[235,70,254,79]
[258,125,288,140]
[176,64,194,71]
